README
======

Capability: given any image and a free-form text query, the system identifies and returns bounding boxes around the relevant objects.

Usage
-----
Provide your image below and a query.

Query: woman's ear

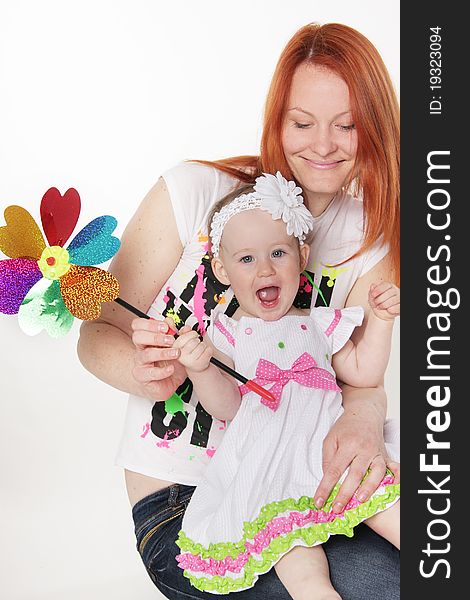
[299,243,310,272]
[211,256,231,285]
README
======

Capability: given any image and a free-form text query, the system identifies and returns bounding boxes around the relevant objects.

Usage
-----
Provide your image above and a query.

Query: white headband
[210,171,314,257]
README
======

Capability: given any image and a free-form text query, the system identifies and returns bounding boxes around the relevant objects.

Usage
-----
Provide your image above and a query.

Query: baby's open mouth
[256,286,280,308]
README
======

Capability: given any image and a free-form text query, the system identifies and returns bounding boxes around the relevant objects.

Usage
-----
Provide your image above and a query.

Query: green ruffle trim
[178,481,400,594]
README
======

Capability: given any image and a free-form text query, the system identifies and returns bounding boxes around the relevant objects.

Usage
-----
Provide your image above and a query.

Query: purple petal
[0,258,43,314]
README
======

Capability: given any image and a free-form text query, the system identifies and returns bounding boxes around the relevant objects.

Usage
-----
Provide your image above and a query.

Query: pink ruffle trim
[215,319,235,346]
[177,476,395,576]
[325,308,342,337]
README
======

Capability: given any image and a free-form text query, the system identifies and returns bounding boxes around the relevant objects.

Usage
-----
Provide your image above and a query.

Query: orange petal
[59,265,120,320]
[0,206,46,259]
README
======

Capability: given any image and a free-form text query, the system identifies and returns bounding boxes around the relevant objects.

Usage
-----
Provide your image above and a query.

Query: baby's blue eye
[240,255,253,263]
[272,249,285,258]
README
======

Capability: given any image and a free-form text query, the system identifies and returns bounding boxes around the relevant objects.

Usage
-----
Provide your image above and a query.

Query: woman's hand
[131,317,188,401]
[77,178,187,400]
[313,385,400,512]
[319,256,400,510]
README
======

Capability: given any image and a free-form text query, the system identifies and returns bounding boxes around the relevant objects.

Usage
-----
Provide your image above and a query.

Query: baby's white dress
[176,306,400,593]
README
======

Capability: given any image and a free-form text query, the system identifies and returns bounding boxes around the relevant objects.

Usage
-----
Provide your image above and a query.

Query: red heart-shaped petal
[40,187,81,247]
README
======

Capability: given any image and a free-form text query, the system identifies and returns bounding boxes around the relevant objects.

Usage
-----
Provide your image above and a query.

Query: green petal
[18,278,74,338]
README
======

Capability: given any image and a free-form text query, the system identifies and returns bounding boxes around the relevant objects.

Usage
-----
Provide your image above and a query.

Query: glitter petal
[59,264,120,320]
[18,278,74,338]
[40,187,81,247]
[0,205,46,259]
[0,258,43,314]
[67,215,120,266]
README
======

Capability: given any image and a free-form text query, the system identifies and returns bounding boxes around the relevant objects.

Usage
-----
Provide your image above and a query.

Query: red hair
[195,23,400,283]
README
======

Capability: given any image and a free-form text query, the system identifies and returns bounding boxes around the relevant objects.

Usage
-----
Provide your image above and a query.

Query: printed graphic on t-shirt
[149,252,229,450]
[151,379,215,449]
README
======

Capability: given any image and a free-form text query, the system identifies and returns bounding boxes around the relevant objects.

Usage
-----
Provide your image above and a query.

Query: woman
[78,22,400,600]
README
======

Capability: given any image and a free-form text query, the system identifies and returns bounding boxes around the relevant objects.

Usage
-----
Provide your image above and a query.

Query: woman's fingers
[132,361,176,384]
[130,317,181,387]
[330,457,380,512]
[129,318,190,400]
[353,454,388,503]
[386,460,401,483]
[134,345,180,365]
[132,329,177,350]
[314,445,351,508]
[131,317,174,350]
[314,418,393,510]
[315,451,388,511]
[316,447,396,510]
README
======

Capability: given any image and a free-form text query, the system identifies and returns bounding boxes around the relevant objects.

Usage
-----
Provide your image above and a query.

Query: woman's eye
[272,249,285,258]
[294,122,311,129]
[240,255,253,263]
[337,124,355,132]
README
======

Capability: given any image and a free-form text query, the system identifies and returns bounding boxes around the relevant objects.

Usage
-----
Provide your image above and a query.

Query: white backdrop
[0,2,399,599]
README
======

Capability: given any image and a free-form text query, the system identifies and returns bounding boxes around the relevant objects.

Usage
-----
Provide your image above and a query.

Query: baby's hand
[369,282,400,320]
[173,326,213,373]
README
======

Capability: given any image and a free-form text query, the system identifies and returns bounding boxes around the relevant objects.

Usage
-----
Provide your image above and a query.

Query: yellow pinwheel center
[38,246,71,280]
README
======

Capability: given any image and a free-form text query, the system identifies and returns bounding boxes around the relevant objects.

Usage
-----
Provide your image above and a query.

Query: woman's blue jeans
[132,484,399,600]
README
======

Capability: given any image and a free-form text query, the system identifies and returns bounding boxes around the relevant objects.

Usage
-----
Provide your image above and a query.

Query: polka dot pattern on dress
[245,327,252,335]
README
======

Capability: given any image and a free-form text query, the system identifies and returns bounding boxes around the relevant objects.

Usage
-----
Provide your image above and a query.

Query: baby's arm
[333,282,400,387]
[172,326,241,421]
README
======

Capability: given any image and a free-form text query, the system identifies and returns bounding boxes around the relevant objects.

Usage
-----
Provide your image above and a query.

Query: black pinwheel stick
[114,297,275,404]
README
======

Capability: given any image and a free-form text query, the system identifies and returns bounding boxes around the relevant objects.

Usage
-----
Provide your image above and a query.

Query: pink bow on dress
[239,352,341,411]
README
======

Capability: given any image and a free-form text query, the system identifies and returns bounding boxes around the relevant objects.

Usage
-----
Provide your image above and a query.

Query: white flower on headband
[210,171,314,257]
[254,172,314,241]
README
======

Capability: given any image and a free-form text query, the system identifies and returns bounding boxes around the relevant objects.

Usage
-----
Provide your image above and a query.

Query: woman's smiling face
[282,63,358,213]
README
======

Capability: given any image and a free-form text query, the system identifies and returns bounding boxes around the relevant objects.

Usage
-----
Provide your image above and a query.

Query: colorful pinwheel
[0,186,276,403]
[0,187,120,337]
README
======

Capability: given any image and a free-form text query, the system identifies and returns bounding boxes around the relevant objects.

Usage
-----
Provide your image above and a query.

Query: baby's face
[213,209,309,321]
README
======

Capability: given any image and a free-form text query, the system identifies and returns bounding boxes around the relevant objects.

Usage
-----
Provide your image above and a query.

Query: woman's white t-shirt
[115,162,389,485]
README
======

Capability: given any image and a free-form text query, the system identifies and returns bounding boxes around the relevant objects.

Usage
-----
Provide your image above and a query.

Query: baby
[174,172,400,599]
